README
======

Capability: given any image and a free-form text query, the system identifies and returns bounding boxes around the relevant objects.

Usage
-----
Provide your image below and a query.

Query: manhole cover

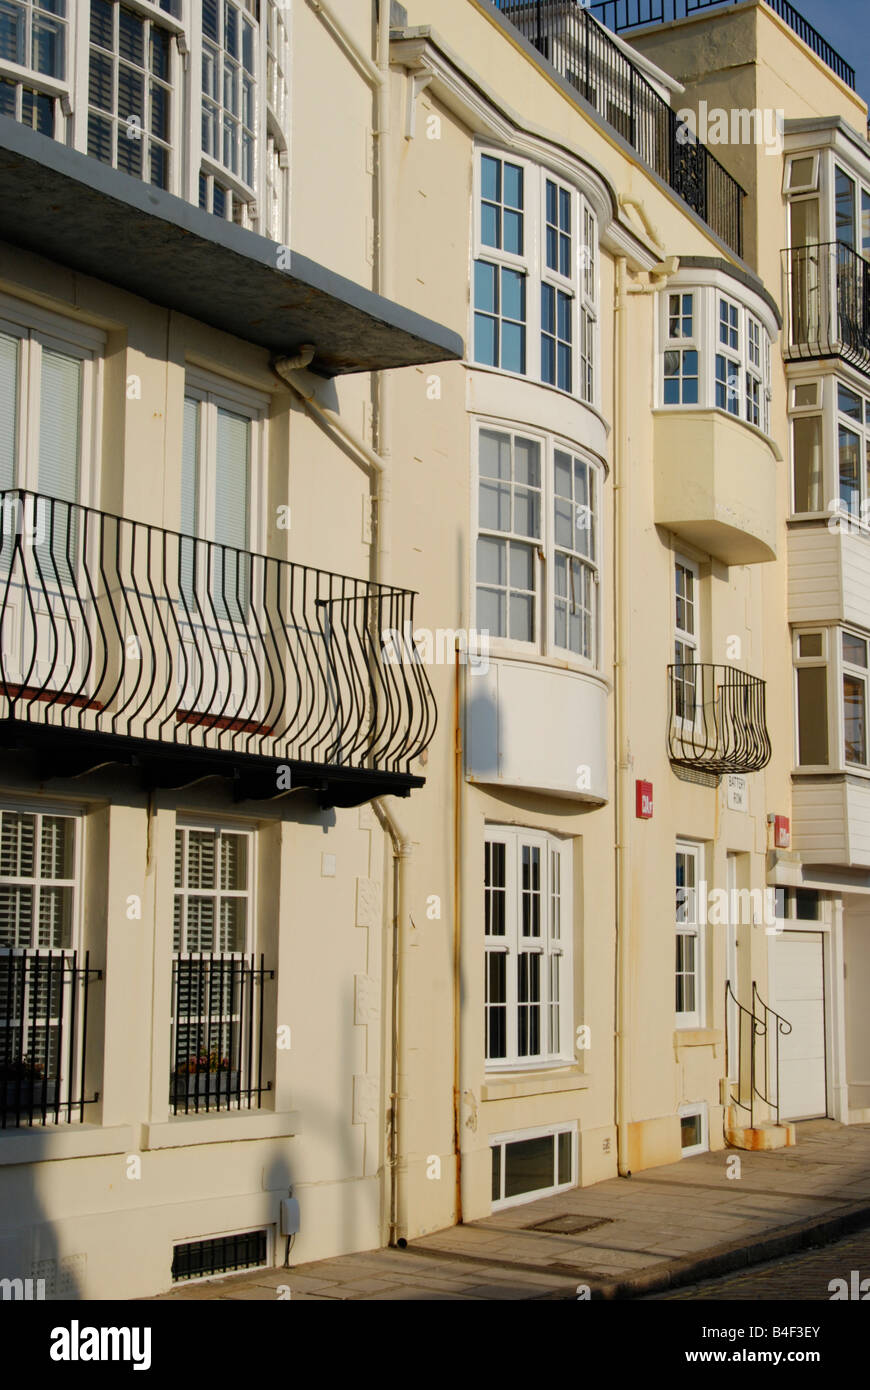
[526,1215,613,1235]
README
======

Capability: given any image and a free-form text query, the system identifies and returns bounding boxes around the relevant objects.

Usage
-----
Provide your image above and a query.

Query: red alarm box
[773,815,790,849]
[636,780,653,819]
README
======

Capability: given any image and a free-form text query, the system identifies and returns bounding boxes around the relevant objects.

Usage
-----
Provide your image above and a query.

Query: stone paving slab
[149,1121,870,1301]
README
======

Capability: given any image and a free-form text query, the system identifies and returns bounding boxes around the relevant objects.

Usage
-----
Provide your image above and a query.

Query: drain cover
[526,1214,613,1235]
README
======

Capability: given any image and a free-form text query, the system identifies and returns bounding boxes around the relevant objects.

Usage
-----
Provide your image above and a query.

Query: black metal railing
[170,953,273,1115]
[783,242,870,373]
[0,949,101,1128]
[491,0,744,254]
[0,490,436,780]
[725,978,792,1128]
[668,663,771,774]
[588,0,855,90]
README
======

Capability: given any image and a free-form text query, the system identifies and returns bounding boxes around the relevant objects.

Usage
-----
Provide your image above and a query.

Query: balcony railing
[170,953,273,1115]
[668,663,771,774]
[782,242,870,374]
[588,0,856,92]
[490,0,745,255]
[0,490,436,806]
[0,949,101,1128]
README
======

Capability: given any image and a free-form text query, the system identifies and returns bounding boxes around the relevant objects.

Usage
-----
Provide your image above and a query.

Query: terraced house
[0,0,868,1301]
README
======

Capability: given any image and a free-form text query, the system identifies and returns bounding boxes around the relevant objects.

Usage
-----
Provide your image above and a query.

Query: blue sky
[786,0,870,109]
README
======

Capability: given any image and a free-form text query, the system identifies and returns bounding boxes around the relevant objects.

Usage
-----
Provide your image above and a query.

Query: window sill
[674,1028,723,1049]
[142,1109,301,1150]
[0,1123,135,1166]
[481,1067,590,1101]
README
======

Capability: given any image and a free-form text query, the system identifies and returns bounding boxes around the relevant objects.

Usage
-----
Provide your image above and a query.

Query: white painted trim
[489,1120,577,1211]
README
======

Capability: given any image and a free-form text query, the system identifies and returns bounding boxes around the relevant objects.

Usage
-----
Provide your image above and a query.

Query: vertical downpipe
[614,258,633,1178]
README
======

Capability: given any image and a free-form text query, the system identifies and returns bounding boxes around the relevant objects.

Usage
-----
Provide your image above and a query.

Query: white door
[773,930,827,1120]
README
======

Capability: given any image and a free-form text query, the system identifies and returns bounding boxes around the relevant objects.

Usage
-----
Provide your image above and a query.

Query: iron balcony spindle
[668,663,771,775]
[170,953,274,1115]
[0,949,101,1129]
[491,0,745,254]
[783,241,870,370]
[0,489,437,788]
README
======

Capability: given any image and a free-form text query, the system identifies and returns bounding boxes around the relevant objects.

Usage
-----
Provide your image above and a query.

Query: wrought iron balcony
[589,0,855,92]
[668,663,771,774]
[0,491,436,806]
[490,0,745,255]
[782,242,870,375]
[0,949,101,1128]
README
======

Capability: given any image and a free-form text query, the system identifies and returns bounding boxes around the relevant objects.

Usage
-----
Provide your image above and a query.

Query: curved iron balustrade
[668,663,771,774]
[782,242,870,373]
[725,979,792,1129]
[0,490,437,784]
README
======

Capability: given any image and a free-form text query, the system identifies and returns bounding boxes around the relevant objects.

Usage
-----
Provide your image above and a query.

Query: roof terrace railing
[588,0,855,92]
[490,0,745,256]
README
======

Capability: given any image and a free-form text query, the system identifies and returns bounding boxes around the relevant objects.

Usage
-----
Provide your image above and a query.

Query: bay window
[473,149,598,404]
[484,827,572,1069]
[790,376,870,523]
[659,283,773,432]
[88,0,173,188]
[794,626,870,770]
[475,423,600,664]
[201,0,258,225]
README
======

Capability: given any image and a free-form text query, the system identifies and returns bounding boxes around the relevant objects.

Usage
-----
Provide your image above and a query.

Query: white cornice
[390,30,659,272]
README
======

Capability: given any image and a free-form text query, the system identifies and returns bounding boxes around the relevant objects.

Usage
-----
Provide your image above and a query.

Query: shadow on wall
[0,1134,82,1301]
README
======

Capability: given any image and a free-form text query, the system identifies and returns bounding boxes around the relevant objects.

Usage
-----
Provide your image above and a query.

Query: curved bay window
[660,282,773,433]
[475,423,600,664]
[473,149,599,405]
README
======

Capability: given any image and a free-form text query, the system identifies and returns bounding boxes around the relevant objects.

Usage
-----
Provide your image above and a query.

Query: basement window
[490,1124,576,1210]
[679,1103,708,1157]
[171,1228,269,1283]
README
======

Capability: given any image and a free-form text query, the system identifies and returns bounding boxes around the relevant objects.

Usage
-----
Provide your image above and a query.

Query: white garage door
[773,931,827,1121]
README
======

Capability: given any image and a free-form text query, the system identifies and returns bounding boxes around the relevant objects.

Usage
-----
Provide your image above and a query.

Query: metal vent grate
[171,1229,268,1283]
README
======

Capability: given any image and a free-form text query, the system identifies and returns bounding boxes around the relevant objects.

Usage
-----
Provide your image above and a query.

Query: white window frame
[473,419,601,667]
[171,818,258,1112]
[199,0,262,228]
[676,839,704,1030]
[715,294,741,418]
[663,290,699,405]
[472,148,599,406]
[0,295,104,507]
[484,826,573,1072]
[658,285,772,432]
[182,367,268,553]
[673,554,699,728]
[85,0,177,191]
[0,800,86,1124]
[793,627,831,770]
[842,628,869,769]
[783,152,820,196]
[490,1121,576,1211]
[678,1102,709,1157]
[0,0,70,138]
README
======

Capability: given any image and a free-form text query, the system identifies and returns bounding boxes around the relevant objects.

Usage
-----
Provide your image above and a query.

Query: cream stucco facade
[0,0,868,1300]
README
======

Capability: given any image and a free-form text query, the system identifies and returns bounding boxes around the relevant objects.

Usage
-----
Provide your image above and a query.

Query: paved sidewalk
[151,1121,870,1301]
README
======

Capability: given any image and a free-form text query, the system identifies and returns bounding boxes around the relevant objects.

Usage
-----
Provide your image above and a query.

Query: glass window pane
[844,674,866,763]
[503,1135,554,1199]
[843,632,867,667]
[792,416,822,512]
[797,666,828,764]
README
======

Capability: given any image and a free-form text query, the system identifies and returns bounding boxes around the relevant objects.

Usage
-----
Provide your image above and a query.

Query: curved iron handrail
[725,978,792,1130]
